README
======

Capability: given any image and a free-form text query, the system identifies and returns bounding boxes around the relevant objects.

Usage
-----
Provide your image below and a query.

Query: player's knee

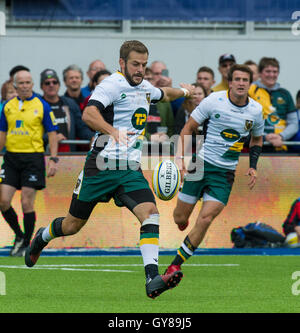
[173,209,188,225]
[139,207,159,223]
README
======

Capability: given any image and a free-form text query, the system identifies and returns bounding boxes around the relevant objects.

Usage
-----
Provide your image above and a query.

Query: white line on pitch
[0,265,134,273]
[33,263,240,267]
[0,263,239,269]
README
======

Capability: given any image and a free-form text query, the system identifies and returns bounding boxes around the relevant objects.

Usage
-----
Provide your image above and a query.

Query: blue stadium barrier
[1,246,300,256]
[12,0,300,22]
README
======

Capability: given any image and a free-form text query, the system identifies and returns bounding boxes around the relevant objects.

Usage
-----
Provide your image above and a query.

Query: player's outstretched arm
[160,83,195,102]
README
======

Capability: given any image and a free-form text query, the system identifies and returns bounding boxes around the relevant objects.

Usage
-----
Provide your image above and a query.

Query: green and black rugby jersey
[87,71,163,163]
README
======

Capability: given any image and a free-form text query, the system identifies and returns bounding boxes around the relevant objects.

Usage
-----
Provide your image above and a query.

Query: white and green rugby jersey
[191,90,264,170]
[88,71,163,162]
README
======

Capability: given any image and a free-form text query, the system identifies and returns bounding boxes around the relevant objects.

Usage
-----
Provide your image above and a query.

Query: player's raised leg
[25,213,88,267]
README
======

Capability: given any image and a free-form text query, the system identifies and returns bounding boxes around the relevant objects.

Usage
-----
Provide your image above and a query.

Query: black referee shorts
[0,152,46,190]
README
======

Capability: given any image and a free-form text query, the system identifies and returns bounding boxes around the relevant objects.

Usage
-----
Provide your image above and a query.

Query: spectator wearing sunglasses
[213,54,236,92]
[40,69,94,152]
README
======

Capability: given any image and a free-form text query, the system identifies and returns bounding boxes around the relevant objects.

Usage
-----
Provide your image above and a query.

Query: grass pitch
[0,255,299,313]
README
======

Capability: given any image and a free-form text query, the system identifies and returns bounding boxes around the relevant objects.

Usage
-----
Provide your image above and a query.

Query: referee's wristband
[249,145,262,170]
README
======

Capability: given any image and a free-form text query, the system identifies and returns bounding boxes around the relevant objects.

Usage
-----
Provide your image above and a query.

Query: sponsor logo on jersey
[16,120,24,128]
[131,108,147,130]
[220,128,241,142]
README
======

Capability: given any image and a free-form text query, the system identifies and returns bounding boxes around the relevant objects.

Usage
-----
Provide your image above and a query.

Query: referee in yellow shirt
[0,70,59,256]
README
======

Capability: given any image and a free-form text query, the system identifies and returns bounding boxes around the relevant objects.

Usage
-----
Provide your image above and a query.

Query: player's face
[120,51,148,86]
[64,70,83,91]
[260,65,279,89]
[192,86,206,106]
[15,71,34,100]
[42,79,60,98]
[219,61,235,80]
[229,70,251,98]
[196,72,215,91]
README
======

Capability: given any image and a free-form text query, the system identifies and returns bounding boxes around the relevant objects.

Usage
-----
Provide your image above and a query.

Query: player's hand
[47,160,58,178]
[180,83,195,99]
[246,167,257,190]
[111,128,135,146]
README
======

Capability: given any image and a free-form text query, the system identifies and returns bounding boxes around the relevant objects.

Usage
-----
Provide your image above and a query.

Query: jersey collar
[17,92,36,101]
[227,89,249,108]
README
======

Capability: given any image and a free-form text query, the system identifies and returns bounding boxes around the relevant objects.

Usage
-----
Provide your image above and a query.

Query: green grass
[0,255,300,313]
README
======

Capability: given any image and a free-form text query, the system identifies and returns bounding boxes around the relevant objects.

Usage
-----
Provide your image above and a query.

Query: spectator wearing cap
[213,54,236,92]
[40,69,94,152]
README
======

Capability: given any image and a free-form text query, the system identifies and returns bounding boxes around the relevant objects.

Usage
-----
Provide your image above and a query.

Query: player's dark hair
[258,57,280,73]
[92,70,111,84]
[227,64,253,83]
[120,40,149,62]
[197,66,215,79]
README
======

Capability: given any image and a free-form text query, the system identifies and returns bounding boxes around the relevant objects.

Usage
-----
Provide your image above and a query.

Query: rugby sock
[42,217,65,242]
[172,235,196,266]
[139,214,160,281]
[1,206,24,238]
[23,211,36,246]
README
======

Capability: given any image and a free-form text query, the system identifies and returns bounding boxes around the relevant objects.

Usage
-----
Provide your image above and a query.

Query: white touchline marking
[0,263,239,271]
[0,265,134,273]
[32,263,240,267]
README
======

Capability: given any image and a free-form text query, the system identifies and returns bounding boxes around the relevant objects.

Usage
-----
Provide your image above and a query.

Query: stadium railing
[56,139,300,156]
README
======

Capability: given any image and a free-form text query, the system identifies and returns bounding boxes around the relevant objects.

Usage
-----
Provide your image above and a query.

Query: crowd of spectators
[0,54,299,154]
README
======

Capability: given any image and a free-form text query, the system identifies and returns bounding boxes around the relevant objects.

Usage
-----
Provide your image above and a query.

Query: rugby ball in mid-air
[285,232,299,248]
[152,160,181,201]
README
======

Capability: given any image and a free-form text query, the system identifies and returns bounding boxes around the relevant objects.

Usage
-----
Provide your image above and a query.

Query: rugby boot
[25,228,48,267]
[146,268,183,299]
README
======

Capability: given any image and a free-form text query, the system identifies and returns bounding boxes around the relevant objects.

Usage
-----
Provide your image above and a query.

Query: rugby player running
[165,64,264,279]
[25,40,194,299]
